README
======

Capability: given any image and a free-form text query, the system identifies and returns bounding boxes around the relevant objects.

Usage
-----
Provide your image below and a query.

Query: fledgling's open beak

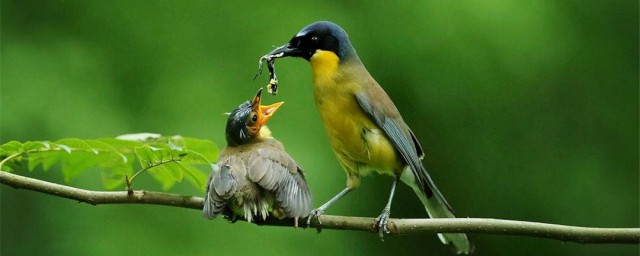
[251,88,284,127]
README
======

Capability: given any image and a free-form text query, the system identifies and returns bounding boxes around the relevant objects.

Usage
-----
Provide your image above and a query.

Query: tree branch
[1,170,638,244]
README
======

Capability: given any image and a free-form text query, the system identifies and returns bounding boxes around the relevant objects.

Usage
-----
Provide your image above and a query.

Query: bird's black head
[225,88,284,146]
[266,21,355,61]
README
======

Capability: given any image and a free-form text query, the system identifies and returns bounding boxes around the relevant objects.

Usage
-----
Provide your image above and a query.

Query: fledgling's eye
[311,36,319,41]
[251,113,258,122]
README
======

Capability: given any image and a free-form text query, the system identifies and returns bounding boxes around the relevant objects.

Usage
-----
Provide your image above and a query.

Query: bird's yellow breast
[310,50,401,187]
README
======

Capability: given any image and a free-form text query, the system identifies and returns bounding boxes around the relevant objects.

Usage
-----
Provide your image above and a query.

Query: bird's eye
[292,38,301,47]
[311,36,319,41]
[251,113,258,122]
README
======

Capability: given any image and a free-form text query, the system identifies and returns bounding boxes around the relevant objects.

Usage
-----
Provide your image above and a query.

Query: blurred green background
[1,1,638,255]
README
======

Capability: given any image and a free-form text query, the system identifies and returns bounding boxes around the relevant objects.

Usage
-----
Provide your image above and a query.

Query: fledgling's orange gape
[203,88,312,227]
[261,21,473,254]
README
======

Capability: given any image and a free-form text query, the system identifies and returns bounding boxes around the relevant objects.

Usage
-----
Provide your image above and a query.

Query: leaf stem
[126,157,183,192]
[0,152,24,170]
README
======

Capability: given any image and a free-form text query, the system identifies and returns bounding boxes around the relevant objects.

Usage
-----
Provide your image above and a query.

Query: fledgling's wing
[203,157,246,219]
[246,141,313,218]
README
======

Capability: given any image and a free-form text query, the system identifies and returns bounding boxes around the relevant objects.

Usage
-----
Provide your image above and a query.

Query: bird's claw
[306,207,325,230]
[374,209,391,240]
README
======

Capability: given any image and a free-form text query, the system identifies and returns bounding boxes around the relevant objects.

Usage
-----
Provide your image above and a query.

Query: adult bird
[203,88,313,226]
[262,21,472,253]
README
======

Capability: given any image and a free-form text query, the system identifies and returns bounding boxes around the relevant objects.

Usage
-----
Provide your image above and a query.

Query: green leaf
[143,160,185,189]
[23,141,51,152]
[0,141,23,157]
[1,135,219,191]
[148,165,176,191]
[61,151,100,182]
[86,140,129,166]
[97,138,143,153]
[168,140,184,152]
[56,144,72,153]
[101,172,127,190]
[181,165,210,191]
[41,151,63,171]
[101,165,133,190]
[134,145,159,168]
[168,140,188,159]
[133,144,176,168]
[181,150,212,165]
[27,152,49,171]
[55,138,94,153]
[181,137,219,161]
[164,162,184,182]
[2,164,15,172]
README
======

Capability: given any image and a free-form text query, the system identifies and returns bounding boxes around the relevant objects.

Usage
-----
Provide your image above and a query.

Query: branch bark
[1,170,638,244]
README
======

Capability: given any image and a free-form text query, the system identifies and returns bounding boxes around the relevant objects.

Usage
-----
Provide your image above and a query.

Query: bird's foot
[374,208,391,240]
[307,208,325,226]
[306,207,325,232]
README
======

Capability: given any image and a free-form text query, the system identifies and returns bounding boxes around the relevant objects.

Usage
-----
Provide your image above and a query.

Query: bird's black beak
[266,43,303,59]
[255,40,305,95]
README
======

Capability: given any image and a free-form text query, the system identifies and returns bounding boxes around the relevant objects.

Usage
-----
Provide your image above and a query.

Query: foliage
[0,133,218,191]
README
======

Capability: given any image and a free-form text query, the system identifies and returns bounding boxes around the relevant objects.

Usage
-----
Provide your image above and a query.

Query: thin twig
[1,170,638,244]
[126,157,183,192]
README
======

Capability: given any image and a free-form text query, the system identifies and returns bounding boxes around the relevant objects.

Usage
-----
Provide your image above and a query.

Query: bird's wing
[355,79,470,253]
[203,157,245,219]
[246,141,313,218]
[355,89,446,202]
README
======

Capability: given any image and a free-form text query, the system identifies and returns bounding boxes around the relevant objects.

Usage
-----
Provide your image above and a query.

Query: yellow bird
[203,88,313,226]
[263,21,472,253]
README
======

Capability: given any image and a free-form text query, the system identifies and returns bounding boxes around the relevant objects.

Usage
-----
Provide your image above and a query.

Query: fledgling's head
[225,88,283,146]
[267,21,356,61]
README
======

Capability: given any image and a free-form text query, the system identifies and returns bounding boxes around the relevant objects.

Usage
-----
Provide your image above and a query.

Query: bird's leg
[266,58,278,95]
[306,187,353,227]
[375,175,399,240]
[254,56,266,79]
[255,52,284,95]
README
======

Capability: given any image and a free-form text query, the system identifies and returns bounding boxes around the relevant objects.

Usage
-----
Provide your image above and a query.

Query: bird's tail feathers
[400,168,473,254]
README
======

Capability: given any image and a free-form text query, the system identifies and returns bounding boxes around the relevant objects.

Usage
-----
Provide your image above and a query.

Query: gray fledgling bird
[203,88,312,226]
